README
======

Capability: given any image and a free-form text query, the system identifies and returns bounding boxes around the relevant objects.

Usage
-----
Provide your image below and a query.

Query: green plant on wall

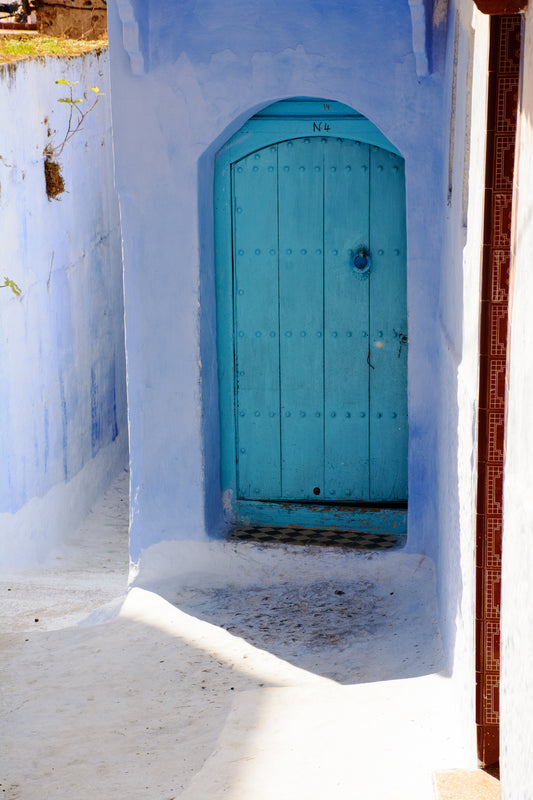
[1,277,22,295]
[44,79,103,200]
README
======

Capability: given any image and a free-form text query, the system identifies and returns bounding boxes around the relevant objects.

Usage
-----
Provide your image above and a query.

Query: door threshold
[227,524,406,550]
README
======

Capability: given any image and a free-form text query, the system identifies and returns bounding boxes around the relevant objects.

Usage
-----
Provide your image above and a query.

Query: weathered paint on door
[215,100,407,532]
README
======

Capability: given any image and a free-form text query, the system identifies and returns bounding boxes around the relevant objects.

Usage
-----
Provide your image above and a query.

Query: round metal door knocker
[351,247,371,279]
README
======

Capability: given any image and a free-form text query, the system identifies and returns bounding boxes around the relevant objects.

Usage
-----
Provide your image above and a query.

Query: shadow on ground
[1,598,267,799]
[169,545,445,685]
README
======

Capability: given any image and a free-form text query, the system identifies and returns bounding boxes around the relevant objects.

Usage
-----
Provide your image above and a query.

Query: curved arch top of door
[215,98,407,535]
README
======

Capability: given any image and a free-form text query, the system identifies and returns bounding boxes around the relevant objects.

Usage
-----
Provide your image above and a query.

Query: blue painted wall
[107,0,452,561]
[0,51,128,565]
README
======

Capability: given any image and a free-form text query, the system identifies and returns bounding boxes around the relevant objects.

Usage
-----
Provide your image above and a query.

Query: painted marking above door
[215,100,407,533]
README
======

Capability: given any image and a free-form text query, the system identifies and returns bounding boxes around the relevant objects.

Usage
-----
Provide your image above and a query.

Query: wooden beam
[473,0,527,13]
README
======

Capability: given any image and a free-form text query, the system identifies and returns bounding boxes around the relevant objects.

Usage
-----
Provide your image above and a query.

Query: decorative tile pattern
[491,251,510,303]
[483,569,501,619]
[484,517,502,569]
[494,136,516,191]
[496,77,519,132]
[476,14,520,767]
[489,304,508,356]
[488,358,506,408]
[487,411,505,462]
[485,464,503,516]
[491,193,513,248]
[497,16,521,74]
[484,621,500,673]
[483,672,500,726]
[227,525,406,550]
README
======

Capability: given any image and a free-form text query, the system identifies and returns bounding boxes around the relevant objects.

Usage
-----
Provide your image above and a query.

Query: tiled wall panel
[476,13,521,767]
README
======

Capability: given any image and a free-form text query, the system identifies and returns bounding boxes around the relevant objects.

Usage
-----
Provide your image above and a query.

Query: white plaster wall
[434,0,489,748]
[0,51,128,567]
[501,7,533,795]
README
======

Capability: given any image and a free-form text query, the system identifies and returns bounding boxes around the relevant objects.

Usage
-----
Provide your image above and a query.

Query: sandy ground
[1,470,478,799]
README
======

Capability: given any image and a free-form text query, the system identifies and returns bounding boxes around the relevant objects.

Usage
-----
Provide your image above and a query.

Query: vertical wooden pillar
[476,13,521,767]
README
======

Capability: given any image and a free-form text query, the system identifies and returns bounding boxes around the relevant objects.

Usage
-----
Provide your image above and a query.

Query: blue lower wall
[0,51,128,563]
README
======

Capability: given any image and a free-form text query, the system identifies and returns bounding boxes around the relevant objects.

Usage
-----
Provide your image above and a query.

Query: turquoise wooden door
[216,101,407,533]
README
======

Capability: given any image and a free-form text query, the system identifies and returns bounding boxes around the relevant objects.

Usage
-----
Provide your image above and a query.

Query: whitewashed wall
[436,0,489,748]
[501,6,533,795]
[0,51,128,567]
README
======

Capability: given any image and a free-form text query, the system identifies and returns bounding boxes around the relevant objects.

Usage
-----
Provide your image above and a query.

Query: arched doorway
[215,99,407,534]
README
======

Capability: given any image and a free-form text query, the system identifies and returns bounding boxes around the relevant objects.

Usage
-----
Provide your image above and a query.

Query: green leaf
[2,277,22,296]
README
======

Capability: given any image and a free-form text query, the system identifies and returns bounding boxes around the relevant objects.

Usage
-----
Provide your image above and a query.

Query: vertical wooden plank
[214,154,239,507]
[278,138,324,499]
[233,146,281,500]
[324,138,370,502]
[369,147,408,500]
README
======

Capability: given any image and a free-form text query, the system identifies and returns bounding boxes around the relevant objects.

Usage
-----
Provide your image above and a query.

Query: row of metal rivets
[238,143,399,155]
[237,330,386,338]
[278,140,399,152]
[238,411,398,418]
[238,164,398,173]
[235,247,401,255]
[274,164,398,172]
[242,487,361,497]
[237,248,323,255]
[238,155,398,168]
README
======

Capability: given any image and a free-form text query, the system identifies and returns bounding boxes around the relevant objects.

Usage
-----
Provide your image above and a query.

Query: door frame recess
[214,98,408,534]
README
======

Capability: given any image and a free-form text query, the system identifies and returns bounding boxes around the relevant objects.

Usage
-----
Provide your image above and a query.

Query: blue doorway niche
[215,99,407,536]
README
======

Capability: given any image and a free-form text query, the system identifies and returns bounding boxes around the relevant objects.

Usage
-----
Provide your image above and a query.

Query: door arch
[215,99,407,534]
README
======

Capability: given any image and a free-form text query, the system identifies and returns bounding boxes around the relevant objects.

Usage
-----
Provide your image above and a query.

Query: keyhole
[313,487,321,495]
[353,253,368,270]
[351,248,371,278]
